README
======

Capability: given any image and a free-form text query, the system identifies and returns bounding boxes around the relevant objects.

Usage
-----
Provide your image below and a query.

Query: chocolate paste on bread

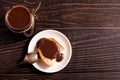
[37,38,64,64]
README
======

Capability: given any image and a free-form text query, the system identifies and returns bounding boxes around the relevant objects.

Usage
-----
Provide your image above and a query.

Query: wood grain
[1,0,120,80]
[1,72,120,80]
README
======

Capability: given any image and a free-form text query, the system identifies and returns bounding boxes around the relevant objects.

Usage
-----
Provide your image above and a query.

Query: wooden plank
[0,29,120,74]
[1,0,120,29]
[1,72,120,80]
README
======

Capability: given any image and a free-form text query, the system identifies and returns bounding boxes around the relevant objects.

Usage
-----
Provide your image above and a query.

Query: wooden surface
[1,0,120,79]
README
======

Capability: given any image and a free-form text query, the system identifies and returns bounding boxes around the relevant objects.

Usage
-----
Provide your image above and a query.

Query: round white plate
[28,29,72,73]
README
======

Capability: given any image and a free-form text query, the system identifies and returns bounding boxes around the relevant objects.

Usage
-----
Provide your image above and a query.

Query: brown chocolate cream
[37,38,64,62]
[7,6,30,31]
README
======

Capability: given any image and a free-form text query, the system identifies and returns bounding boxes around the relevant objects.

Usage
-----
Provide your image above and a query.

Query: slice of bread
[37,38,64,66]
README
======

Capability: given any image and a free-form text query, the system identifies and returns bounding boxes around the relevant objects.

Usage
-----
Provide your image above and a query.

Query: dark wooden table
[1,0,120,79]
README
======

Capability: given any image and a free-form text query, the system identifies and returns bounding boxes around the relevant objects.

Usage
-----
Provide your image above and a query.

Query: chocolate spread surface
[8,6,30,30]
[37,38,64,62]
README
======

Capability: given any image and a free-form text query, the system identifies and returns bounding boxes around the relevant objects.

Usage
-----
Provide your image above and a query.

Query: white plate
[28,30,72,73]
